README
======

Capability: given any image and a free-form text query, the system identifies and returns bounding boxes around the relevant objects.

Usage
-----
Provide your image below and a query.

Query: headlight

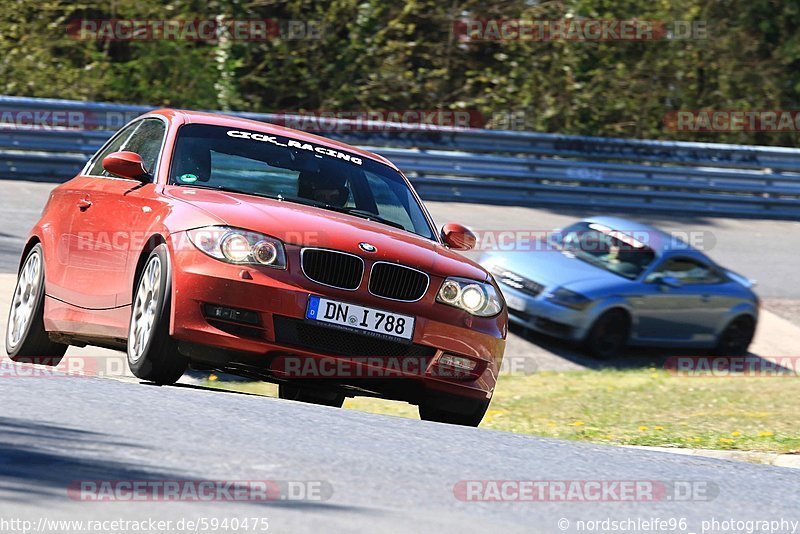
[545,287,591,310]
[187,226,286,268]
[436,277,502,317]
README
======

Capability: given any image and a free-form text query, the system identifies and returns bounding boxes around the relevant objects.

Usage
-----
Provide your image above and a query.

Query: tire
[278,383,345,408]
[5,244,68,365]
[714,315,755,356]
[418,399,490,427]
[584,309,629,360]
[127,245,188,385]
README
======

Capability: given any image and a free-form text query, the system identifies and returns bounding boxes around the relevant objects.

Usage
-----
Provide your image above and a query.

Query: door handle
[77,198,93,211]
[700,294,711,303]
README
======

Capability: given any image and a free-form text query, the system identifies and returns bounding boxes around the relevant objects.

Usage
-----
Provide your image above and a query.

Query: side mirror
[102,151,151,182]
[441,223,477,251]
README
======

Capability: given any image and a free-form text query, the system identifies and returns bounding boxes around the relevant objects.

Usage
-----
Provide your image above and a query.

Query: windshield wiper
[326,207,407,231]
[276,197,407,231]
[338,208,407,230]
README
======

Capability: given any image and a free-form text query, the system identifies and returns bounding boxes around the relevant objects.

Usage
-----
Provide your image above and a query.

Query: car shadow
[508,323,789,373]
[141,380,268,398]
[520,206,727,227]
[0,416,366,512]
[0,416,171,502]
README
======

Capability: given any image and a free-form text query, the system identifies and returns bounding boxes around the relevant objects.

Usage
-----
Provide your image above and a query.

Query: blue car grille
[491,267,545,297]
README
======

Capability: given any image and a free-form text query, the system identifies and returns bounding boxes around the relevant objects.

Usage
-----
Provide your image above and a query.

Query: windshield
[551,221,656,279]
[169,124,435,239]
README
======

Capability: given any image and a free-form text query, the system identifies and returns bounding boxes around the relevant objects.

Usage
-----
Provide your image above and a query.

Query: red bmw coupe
[5,110,507,425]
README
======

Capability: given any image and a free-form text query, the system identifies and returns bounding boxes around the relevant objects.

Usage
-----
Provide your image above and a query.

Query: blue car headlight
[546,287,592,310]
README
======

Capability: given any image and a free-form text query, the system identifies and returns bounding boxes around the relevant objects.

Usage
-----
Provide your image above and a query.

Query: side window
[123,119,166,174]
[85,123,140,176]
[649,257,722,285]
[85,119,166,177]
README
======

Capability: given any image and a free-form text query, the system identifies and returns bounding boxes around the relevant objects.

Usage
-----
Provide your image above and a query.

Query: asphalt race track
[2,375,800,533]
[1,179,800,533]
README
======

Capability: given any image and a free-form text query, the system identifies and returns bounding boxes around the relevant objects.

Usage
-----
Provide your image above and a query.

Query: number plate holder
[305,295,415,342]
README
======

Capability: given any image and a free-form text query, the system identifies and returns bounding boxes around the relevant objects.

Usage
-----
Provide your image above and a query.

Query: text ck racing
[227,129,363,165]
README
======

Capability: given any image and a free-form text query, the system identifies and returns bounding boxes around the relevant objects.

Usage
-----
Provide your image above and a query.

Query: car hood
[165,186,488,281]
[482,247,627,291]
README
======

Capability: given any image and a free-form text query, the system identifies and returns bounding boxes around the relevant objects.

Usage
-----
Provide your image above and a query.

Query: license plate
[306,295,415,341]
[505,293,527,312]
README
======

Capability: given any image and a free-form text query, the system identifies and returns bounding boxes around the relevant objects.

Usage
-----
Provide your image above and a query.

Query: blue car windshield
[552,222,656,279]
[168,124,435,240]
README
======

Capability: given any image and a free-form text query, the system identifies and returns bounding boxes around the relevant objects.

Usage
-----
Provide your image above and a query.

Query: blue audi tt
[480,217,759,359]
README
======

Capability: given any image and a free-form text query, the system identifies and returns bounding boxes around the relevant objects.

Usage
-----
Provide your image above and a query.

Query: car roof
[582,216,664,236]
[144,108,399,171]
[581,216,706,259]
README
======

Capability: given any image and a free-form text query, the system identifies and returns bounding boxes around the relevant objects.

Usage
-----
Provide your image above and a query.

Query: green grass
[202,368,800,454]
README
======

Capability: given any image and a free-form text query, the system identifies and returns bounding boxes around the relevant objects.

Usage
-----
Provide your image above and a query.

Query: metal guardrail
[2,95,800,219]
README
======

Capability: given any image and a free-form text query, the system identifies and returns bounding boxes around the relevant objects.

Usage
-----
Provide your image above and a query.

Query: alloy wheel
[129,256,162,363]
[7,251,42,350]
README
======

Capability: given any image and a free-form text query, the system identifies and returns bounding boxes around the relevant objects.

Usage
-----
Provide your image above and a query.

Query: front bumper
[501,285,594,342]
[168,235,506,404]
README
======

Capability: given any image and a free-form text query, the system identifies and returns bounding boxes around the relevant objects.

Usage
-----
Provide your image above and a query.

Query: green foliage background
[1,0,798,145]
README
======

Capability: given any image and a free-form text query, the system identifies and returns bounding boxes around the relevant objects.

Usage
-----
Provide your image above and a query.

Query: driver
[297,171,349,207]
[601,244,621,263]
[600,242,641,277]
